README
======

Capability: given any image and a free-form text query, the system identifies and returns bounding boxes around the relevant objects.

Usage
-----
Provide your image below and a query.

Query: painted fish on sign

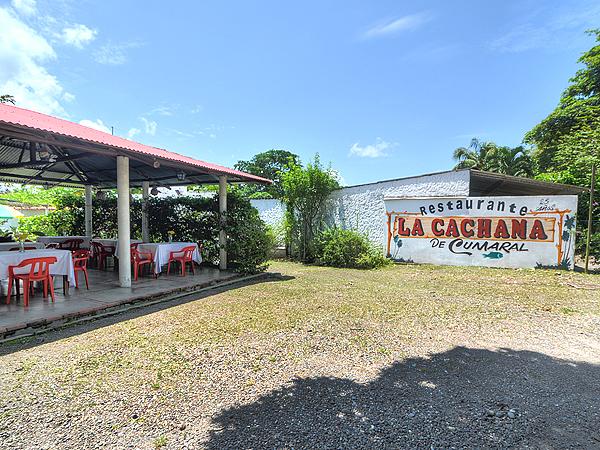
[385,196,578,270]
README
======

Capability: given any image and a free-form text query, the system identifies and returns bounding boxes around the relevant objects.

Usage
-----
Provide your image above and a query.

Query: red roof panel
[0,103,271,184]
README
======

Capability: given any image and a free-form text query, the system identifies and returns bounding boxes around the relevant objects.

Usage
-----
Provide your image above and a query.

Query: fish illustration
[483,252,504,259]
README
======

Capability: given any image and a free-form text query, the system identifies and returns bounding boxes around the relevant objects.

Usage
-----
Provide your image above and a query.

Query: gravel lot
[1,261,599,449]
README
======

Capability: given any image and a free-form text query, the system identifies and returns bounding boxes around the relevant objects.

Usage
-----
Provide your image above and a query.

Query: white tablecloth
[0,249,75,286]
[0,242,45,251]
[137,242,202,274]
[99,239,143,258]
[37,236,91,248]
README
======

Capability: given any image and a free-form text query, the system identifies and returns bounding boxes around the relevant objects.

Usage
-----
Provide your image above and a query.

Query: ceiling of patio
[0,104,271,189]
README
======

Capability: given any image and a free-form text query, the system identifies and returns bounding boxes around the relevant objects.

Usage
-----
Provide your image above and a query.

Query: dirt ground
[1,261,599,449]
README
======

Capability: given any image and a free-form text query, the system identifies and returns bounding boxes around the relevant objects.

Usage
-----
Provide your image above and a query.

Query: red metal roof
[0,103,271,184]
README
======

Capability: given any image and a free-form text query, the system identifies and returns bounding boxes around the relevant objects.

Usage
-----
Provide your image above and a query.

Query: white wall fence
[251,170,471,249]
[249,170,579,270]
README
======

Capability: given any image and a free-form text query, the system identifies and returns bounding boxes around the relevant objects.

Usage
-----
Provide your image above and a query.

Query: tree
[452,138,493,170]
[453,139,534,177]
[234,149,300,198]
[525,29,600,172]
[0,94,15,105]
[281,155,339,261]
[485,145,534,177]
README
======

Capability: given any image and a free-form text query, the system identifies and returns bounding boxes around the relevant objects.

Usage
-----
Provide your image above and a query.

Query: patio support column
[117,155,131,287]
[141,181,150,243]
[219,175,227,270]
[84,185,93,237]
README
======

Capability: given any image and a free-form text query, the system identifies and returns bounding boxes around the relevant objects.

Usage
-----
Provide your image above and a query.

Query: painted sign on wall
[385,196,578,269]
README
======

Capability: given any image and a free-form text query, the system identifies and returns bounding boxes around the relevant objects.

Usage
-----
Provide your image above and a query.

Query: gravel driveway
[1,261,599,449]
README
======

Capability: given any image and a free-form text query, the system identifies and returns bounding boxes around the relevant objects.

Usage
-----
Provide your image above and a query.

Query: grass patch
[0,261,598,411]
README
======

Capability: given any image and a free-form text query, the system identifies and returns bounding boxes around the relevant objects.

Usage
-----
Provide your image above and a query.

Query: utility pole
[585,164,596,274]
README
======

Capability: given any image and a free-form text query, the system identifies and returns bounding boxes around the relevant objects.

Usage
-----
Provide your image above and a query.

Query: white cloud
[362,13,431,39]
[148,105,174,116]
[60,24,97,49]
[169,128,193,138]
[11,0,36,16]
[140,117,157,135]
[349,138,393,158]
[490,4,600,53]
[79,118,110,133]
[62,91,75,102]
[127,127,141,139]
[94,41,141,65]
[0,7,67,116]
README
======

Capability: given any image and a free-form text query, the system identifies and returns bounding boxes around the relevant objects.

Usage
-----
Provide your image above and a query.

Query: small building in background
[252,169,585,270]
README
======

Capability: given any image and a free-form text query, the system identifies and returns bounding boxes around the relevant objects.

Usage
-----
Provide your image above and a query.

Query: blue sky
[1,0,599,186]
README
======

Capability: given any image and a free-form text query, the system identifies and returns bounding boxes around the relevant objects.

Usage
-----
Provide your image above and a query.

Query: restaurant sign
[385,196,578,269]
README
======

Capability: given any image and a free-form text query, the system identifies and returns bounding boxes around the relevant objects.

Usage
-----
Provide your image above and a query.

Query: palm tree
[453,138,494,170]
[486,145,534,177]
[453,138,534,177]
[0,94,15,105]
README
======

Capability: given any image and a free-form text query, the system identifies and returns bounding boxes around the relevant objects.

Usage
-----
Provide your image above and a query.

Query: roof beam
[0,153,90,170]
[0,171,89,185]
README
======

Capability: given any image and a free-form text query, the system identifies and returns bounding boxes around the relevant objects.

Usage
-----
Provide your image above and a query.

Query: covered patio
[0,104,270,337]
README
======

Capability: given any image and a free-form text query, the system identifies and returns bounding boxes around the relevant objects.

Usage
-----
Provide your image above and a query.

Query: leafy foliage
[281,155,339,261]
[0,94,15,104]
[525,29,600,173]
[18,191,271,274]
[234,149,300,199]
[524,30,600,259]
[314,228,391,269]
[453,138,534,177]
[0,186,82,206]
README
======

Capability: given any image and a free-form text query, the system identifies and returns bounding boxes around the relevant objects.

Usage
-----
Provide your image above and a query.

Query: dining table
[136,242,202,274]
[0,248,76,294]
[37,236,91,249]
[0,242,46,251]
[95,238,143,256]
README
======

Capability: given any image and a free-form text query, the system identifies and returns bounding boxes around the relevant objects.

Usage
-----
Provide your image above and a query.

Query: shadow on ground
[207,346,600,449]
[0,273,294,356]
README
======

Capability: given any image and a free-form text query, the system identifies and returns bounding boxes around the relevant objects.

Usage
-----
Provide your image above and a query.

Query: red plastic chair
[72,249,90,289]
[9,246,38,251]
[167,245,197,276]
[6,257,57,307]
[130,245,155,281]
[91,241,115,270]
[58,239,83,250]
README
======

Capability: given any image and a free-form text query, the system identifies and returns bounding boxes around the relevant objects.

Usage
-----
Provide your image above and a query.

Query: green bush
[226,203,274,274]
[314,228,391,269]
[576,231,600,260]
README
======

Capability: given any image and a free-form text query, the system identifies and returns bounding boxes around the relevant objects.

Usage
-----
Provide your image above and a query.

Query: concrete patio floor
[0,265,241,339]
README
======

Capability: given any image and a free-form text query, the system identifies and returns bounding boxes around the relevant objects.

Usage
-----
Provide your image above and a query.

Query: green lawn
[1,261,599,448]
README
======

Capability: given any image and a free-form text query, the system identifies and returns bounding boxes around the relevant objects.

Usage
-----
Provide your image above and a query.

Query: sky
[0,0,599,186]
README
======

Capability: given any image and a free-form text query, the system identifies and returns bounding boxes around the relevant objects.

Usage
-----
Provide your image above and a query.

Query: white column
[141,181,150,243]
[117,155,131,287]
[84,185,93,237]
[219,175,227,270]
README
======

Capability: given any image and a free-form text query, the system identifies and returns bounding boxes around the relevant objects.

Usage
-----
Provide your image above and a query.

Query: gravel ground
[0,261,599,449]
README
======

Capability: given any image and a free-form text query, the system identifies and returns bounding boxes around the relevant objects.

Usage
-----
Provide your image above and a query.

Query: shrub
[281,155,339,261]
[576,231,600,261]
[226,202,274,274]
[314,228,391,269]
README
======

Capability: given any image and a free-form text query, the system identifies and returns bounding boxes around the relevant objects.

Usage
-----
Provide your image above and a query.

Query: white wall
[250,171,471,251]
[327,170,471,250]
[250,199,286,228]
